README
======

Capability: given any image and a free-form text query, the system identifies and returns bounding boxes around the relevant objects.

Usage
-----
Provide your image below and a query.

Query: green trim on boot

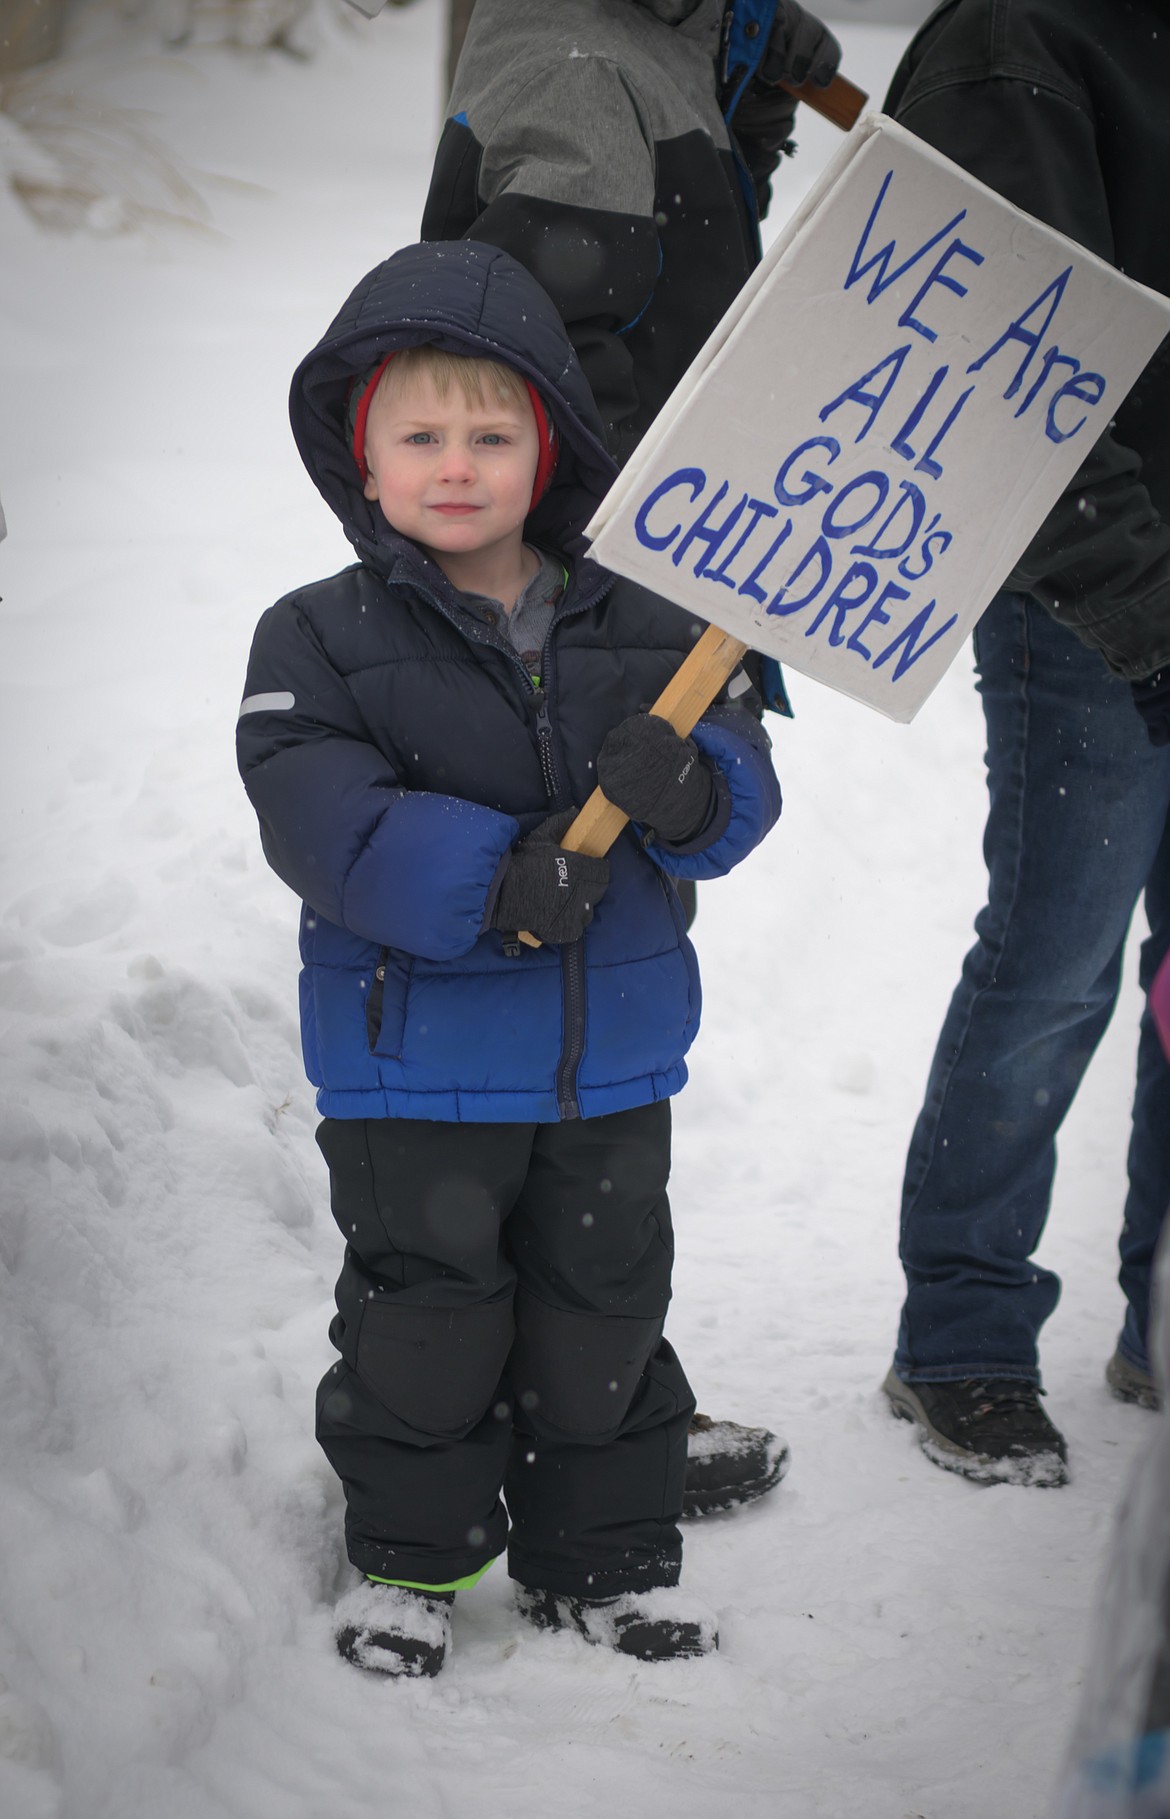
[366,1557,497,1595]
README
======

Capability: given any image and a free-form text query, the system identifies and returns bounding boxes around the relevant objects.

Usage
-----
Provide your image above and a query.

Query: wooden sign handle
[778,71,868,133]
[518,624,750,946]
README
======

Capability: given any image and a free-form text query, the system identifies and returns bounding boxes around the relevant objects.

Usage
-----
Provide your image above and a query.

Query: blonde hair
[377,345,529,412]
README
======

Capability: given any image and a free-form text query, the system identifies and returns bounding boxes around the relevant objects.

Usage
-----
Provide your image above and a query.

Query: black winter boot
[334,1579,454,1677]
[1105,1347,1160,1410]
[682,1413,790,1516]
[882,1367,1069,1486]
[515,1584,717,1660]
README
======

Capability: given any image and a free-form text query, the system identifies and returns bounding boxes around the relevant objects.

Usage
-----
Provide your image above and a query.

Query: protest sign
[586,114,1170,722]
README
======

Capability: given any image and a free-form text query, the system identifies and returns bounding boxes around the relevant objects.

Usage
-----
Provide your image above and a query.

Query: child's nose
[437,441,476,481]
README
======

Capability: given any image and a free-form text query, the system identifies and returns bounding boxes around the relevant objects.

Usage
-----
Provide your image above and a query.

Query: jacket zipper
[397,566,613,1121]
[528,689,559,800]
[527,606,594,1123]
[556,939,587,1121]
[365,948,388,1051]
[719,4,767,262]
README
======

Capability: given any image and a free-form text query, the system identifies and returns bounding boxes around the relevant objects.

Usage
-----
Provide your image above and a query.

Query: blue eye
[406,432,434,445]
[480,433,505,446]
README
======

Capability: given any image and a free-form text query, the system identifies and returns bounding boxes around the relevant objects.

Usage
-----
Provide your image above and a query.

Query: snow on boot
[682,1413,790,1517]
[515,1584,717,1660]
[882,1367,1069,1487]
[334,1579,454,1677]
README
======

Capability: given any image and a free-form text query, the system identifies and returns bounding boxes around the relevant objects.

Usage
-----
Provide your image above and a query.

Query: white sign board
[587,115,1170,721]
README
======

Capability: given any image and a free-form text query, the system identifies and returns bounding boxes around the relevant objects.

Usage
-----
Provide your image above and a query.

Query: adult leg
[895,594,1170,1385]
[315,1117,532,1586]
[502,1101,695,1598]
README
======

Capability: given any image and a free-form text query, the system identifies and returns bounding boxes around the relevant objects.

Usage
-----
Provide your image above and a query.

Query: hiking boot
[1105,1348,1161,1411]
[334,1579,454,1677]
[682,1413,790,1517]
[515,1584,718,1660]
[882,1366,1069,1487]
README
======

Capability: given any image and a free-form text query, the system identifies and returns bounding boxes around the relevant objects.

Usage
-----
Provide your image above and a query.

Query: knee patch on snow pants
[510,1289,662,1440]
[343,1290,516,1440]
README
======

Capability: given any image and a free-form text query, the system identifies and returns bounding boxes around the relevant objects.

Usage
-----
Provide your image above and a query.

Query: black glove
[596,714,716,844]
[729,83,799,201]
[758,1,842,90]
[490,810,610,944]
[1131,669,1170,747]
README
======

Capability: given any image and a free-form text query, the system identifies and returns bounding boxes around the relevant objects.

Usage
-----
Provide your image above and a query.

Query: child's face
[362,368,541,567]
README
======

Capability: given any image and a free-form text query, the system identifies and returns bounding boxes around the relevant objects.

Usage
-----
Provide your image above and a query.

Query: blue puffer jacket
[237,241,780,1122]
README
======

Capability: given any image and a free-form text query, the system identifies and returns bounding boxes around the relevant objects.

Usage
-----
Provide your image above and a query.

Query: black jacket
[887,0,1170,680]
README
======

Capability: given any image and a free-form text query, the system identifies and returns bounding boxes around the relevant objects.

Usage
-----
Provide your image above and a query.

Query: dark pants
[895,593,1170,1383]
[315,1102,694,1597]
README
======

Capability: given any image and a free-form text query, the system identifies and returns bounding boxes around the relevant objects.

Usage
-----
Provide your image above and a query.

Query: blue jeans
[895,592,1170,1384]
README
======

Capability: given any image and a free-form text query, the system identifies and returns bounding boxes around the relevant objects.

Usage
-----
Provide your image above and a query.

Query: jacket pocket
[365,948,411,1059]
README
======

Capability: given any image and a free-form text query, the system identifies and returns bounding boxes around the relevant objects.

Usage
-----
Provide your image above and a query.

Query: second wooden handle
[778,70,868,133]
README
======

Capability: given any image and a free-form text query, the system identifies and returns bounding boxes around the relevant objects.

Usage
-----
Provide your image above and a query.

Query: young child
[237,239,780,1677]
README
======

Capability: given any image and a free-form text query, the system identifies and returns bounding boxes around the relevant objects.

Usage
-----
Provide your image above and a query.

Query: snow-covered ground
[0,8,1155,1817]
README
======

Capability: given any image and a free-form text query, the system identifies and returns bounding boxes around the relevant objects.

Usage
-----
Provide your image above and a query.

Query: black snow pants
[315,1102,694,1598]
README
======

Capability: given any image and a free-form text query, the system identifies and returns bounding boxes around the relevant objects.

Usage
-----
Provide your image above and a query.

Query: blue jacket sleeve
[236,600,518,960]
[642,704,781,881]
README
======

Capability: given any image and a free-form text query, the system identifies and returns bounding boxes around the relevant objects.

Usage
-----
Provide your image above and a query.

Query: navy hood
[289,240,618,566]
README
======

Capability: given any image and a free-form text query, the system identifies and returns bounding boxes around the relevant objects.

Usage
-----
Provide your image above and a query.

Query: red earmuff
[350,353,396,483]
[524,382,559,511]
